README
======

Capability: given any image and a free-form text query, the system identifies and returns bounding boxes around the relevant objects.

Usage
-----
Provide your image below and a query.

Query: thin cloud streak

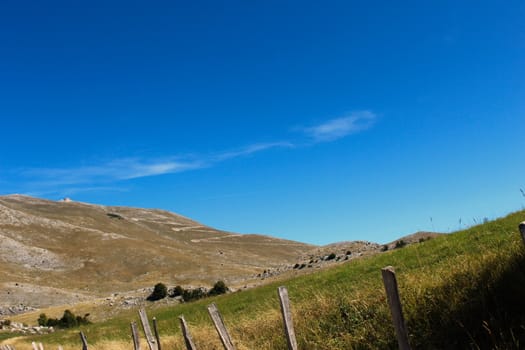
[16,142,293,189]
[22,158,204,185]
[214,142,295,161]
[12,111,376,193]
[304,111,376,142]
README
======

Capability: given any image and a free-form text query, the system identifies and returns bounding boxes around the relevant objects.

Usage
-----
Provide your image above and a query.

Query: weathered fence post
[278,286,298,350]
[519,222,525,245]
[152,317,162,350]
[179,315,197,350]
[381,266,411,350]
[131,321,142,350]
[207,303,236,350]
[138,308,158,350]
[79,331,89,350]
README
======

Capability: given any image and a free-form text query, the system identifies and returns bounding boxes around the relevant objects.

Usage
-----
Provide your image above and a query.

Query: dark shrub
[209,280,229,296]
[171,285,184,297]
[395,240,407,249]
[59,310,77,328]
[38,310,90,328]
[182,287,206,302]
[37,313,48,327]
[148,283,168,301]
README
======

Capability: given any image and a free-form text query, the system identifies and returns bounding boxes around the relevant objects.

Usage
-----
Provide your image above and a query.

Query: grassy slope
[4,210,525,349]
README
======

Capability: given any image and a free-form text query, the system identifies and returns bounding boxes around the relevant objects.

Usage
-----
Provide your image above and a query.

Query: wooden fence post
[207,303,236,350]
[381,266,411,350]
[179,315,197,350]
[519,222,525,245]
[278,286,298,350]
[138,308,158,350]
[153,317,162,350]
[131,321,142,350]
[79,331,89,350]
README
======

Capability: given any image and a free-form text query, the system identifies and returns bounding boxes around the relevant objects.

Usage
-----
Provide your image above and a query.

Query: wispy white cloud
[15,142,292,190]
[214,142,294,161]
[10,111,377,196]
[303,111,376,142]
[22,158,204,185]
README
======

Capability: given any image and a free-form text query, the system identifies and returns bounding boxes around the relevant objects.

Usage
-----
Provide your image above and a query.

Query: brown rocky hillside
[0,195,313,311]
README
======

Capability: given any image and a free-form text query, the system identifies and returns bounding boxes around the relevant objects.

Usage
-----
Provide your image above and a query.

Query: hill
[0,194,314,310]
[3,208,523,349]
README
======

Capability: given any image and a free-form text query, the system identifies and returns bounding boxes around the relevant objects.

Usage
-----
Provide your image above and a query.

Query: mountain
[0,195,313,310]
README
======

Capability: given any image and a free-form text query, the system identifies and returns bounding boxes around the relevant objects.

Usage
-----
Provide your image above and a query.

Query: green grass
[7,210,525,349]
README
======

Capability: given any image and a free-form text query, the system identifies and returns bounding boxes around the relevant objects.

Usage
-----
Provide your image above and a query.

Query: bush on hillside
[182,287,206,302]
[394,239,407,249]
[147,282,168,301]
[37,310,90,328]
[208,280,229,296]
[37,313,48,327]
[171,285,184,297]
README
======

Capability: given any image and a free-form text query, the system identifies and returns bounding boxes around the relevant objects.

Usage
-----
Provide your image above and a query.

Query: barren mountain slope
[0,195,313,309]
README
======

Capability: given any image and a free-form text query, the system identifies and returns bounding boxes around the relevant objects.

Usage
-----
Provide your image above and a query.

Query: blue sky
[1,1,524,245]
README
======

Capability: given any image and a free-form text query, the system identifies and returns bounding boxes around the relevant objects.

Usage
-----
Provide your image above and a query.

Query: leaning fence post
[278,286,298,350]
[207,303,236,350]
[131,321,142,350]
[153,317,162,350]
[381,266,411,350]
[138,308,158,350]
[79,331,89,350]
[519,222,525,245]
[179,315,197,350]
